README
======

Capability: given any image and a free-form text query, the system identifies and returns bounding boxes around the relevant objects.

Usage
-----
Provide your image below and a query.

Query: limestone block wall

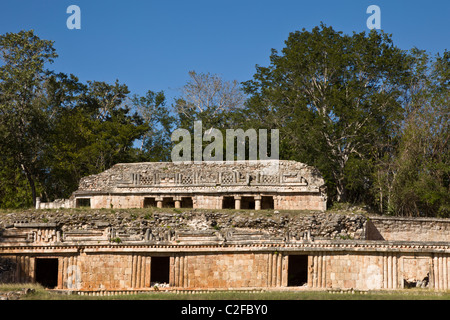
[90,195,143,209]
[78,254,135,291]
[277,194,326,211]
[323,253,390,290]
[55,253,152,291]
[194,195,221,210]
[57,251,284,290]
[36,198,73,210]
[1,248,449,291]
[184,253,275,288]
[323,252,449,291]
[0,256,33,283]
[367,217,450,242]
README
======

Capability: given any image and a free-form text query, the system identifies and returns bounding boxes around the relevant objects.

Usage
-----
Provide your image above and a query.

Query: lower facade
[1,244,449,292]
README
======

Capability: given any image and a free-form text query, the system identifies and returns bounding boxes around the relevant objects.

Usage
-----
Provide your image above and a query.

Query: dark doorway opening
[261,196,274,210]
[288,255,308,287]
[76,198,91,208]
[222,196,235,209]
[151,257,170,284]
[35,258,59,289]
[241,197,255,210]
[162,197,175,208]
[181,197,193,208]
[144,197,156,208]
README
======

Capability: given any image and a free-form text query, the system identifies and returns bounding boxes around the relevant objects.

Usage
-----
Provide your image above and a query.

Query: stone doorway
[222,196,235,209]
[162,197,175,208]
[261,196,274,210]
[143,197,157,208]
[287,255,308,287]
[151,257,170,284]
[76,198,91,208]
[241,197,255,210]
[181,197,193,208]
[35,258,59,289]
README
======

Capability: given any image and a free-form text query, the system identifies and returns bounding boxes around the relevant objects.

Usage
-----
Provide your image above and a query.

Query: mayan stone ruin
[0,160,449,295]
[36,160,328,212]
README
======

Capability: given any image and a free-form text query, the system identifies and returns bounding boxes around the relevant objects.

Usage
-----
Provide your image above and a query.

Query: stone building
[0,210,449,294]
[37,160,328,212]
[1,160,448,294]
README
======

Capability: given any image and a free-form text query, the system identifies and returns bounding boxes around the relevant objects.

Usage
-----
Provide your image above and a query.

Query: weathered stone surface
[37,160,328,211]
[367,216,450,242]
[0,209,449,292]
[0,209,366,243]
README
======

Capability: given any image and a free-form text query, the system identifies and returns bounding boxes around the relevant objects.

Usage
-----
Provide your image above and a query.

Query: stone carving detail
[77,160,325,191]
[221,172,234,184]
[181,174,192,185]
[125,170,309,187]
[140,175,154,185]
[282,172,307,184]
[261,174,279,184]
[112,170,307,187]
[33,228,58,243]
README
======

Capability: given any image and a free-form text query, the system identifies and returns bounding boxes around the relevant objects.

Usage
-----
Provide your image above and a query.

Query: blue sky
[1,0,449,102]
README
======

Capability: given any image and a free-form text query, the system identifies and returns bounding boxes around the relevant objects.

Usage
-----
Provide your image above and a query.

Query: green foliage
[0,30,58,206]
[0,28,447,218]
[241,23,410,205]
[41,77,148,200]
[131,90,175,162]
[373,49,449,217]
[0,161,34,208]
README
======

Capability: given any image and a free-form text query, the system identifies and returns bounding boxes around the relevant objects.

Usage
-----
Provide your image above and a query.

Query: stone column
[174,196,181,209]
[234,196,241,210]
[156,197,163,208]
[255,195,262,210]
[35,197,41,210]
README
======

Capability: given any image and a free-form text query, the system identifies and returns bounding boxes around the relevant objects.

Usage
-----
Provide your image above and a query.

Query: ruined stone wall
[322,252,448,290]
[78,253,135,291]
[325,253,387,290]
[367,217,450,242]
[0,209,368,242]
[194,195,221,210]
[77,161,325,193]
[63,160,328,211]
[185,253,270,289]
[0,257,20,283]
[277,194,326,211]
[1,210,449,292]
[2,249,448,291]
[90,195,143,209]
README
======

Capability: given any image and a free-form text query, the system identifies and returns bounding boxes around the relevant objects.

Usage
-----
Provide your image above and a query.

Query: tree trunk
[335,176,346,202]
[21,164,37,208]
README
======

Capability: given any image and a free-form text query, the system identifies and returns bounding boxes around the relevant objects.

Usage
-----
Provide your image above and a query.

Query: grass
[2,284,449,300]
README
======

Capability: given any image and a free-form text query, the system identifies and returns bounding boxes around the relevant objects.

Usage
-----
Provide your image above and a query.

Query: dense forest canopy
[0,26,448,217]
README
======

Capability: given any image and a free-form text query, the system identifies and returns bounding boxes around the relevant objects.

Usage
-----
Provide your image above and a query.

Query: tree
[174,71,246,130]
[44,79,148,200]
[381,50,450,217]
[132,90,175,162]
[242,24,411,203]
[0,155,34,208]
[0,30,57,206]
